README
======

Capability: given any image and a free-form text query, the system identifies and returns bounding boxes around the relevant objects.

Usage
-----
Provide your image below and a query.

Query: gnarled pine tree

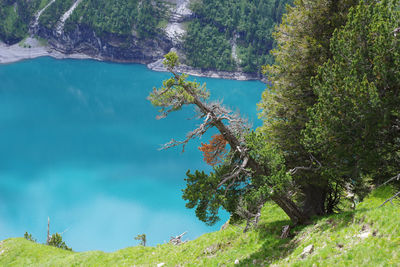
[148,52,310,225]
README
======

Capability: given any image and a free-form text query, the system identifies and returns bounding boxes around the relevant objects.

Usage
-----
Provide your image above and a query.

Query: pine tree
[149,52,310,225]
[303,0,400,195]
[258,0,359,216]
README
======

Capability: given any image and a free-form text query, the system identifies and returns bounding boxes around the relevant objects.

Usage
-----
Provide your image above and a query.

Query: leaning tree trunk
[173,70,312,225]
[271,195,310,224]
[301,184,328,217]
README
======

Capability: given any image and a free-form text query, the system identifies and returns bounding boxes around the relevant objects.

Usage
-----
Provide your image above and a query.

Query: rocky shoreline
[0,38,97,64]
[0,38,263,82]
[147,58,262,81]
[0,0,265,82]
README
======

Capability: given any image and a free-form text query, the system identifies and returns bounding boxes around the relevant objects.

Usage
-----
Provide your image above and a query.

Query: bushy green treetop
[303,0,400,189]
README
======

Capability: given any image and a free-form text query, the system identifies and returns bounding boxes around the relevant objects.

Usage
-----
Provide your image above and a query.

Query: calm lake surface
[0,57,264,252]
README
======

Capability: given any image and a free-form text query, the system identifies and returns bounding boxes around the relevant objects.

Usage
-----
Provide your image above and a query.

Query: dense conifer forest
[64,0,167,37]
[184,0,291,72]
[0,0,43,43]
[0,0,292,73]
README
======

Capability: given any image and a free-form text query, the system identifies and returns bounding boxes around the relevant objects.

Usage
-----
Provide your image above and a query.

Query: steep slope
[183,0,292,73]
[0,0,48,44]
[30,0,56,31]
[34,0,172,63]
[1,187,399,266]
[164,0,192,45]
[55,0,84,35]
[0,0,292,74]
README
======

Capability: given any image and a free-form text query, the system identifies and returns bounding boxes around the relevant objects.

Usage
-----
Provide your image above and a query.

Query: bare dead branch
[169,231,188,246]
[393,27,400,36]
[218,156,249,188]
[235,197,264,232]
[160,113,213,151]
[157,73,250,157]
[280,225,291,239]
[378,172,400,207]
[289,154,321,175]
[378,173,400,188]
[379,191,400,207]
[224,180,236,195]
[46,217,50,245]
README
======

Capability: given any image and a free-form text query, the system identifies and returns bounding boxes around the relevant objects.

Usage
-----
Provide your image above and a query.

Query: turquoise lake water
[0,57,265,252]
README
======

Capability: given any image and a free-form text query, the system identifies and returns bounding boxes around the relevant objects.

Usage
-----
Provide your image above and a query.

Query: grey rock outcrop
[36,24,173,64]
[23,0,263,81]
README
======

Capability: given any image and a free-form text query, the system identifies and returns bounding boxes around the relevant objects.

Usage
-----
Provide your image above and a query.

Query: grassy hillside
[1,187,399,266]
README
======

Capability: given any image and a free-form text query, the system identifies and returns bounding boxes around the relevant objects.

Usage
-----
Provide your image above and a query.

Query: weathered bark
[46,217,50,245]
[280,225,291,239]
[301,184,327,217]
[271,195,310,224]
[169,232,187,245]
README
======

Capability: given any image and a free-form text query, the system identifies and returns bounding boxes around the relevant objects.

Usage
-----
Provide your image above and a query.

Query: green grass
[36,36,48,47]
[1,187,399,266]
[157,19,169,30]
[18,36,29,47]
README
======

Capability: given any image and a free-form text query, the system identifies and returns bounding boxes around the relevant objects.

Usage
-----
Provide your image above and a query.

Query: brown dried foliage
[198,134,228,166]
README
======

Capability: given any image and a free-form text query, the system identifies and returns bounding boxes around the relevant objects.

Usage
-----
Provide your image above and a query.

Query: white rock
[300,244,314,258]
[234,259,239,264]
[55,0,85,35]
[303,244,314,253]
[357,232,371,239]
[157,263,165,267]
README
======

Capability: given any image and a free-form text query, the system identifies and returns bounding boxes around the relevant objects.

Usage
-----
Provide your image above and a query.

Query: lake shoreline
[0,38,264,82]
[147,58,262,81]
[0,38,95,65]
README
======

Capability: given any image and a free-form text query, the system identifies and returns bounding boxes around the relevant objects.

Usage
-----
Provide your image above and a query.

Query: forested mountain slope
[0,0,44,43]
[0,0,291,73]
[184,0,291,72]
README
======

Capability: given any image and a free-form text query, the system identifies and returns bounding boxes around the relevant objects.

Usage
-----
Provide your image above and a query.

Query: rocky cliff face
[35,24,173,64]
[2,0,262,80]
[28,0,188,65]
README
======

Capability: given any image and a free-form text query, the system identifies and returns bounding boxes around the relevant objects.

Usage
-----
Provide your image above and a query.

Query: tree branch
[378,173,400,188]
[160,113,213,151]
[218,156,249,188]
[289,154,321,175]
[379,191,400,207]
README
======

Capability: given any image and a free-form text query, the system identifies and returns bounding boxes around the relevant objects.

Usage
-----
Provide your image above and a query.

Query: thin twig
[378,173,400,188]
[218,156,249,188]
[289,154,321,175]
[379,191,400,207]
